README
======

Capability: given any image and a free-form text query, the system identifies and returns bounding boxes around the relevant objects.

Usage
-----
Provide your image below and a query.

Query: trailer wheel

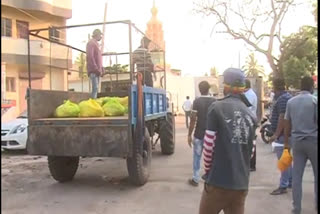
[48,156,79,182]
[127,128,151,186]
[159,112,175,155]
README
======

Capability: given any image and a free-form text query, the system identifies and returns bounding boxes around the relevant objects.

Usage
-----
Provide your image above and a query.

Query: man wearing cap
[132,36,155,87]
[86,29,104,98]
[199,68,257,214]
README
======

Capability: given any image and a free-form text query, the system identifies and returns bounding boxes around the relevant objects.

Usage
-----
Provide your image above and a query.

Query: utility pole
[101,1,108,52]
[99,1,108,93]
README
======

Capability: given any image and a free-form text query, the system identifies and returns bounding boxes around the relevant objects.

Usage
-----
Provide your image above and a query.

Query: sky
[67,0,316,77]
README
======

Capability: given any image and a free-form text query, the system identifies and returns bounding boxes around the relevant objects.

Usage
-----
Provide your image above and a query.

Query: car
[1,111,28,150]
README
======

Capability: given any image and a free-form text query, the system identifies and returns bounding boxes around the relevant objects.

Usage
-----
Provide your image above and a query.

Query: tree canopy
[279,26,317,88]
[242,53,265,78]
[194,0,313,78]
[75,53,87,78]
[104,64,129,73]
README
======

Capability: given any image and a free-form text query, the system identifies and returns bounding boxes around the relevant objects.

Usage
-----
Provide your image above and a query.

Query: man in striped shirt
[132,36,155,87]
[268,78,292,195]
[199,68,257,214]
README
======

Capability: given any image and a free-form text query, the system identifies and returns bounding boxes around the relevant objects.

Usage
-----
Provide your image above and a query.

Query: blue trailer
[26,20,175,186]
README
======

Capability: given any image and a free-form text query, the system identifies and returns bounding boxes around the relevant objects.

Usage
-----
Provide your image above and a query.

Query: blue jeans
[274,136,292,188]
[90,73,100,99]
[192,138,204,183]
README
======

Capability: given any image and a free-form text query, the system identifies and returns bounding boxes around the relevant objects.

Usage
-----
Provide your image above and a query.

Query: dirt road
[1,116,316,214]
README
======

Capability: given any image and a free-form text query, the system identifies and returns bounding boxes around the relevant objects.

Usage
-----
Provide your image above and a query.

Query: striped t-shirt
[270,91,292,133]
[132,47,154,86]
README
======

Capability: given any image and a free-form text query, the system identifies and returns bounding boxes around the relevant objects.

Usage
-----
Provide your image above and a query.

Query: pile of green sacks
[54,96,128,118]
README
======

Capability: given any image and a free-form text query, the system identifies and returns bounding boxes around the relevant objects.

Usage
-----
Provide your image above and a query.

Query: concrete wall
[247,77,264,122]
[194,76,219,98]
[1,2,70,121]
[1,5,67,40]
[2,0,72,19]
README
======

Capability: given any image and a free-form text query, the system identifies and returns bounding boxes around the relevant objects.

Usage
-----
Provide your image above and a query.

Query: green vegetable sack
[95,98,104,106]
[95,97,112,106]
[124,106,128,114]
[103,100,125,116]
[79,99,104,117]
[116,96,128,107]
[55,100,80,117]
[102,97,117,106]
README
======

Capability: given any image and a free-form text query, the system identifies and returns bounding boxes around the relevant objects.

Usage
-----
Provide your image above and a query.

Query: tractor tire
[159,112,175,155]
[126,128,152,186]
[48,156,79,183]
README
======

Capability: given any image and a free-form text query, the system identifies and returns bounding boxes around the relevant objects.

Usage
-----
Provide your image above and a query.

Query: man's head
[186,96,190,100]
[92,29,103,41]
[199,81,210,95]
[141,36,151,48]
[272,78,286,93]
[223,68,246,95]
[245,79,251,90]
[300,76,314,92]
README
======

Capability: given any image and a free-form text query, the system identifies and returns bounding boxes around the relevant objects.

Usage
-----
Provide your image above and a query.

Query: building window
[1,17,12,37]
[16,20,29,39]
[6,77,16,92]
[49,28,60,42]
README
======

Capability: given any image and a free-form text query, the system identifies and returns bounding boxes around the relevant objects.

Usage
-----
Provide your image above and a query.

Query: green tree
[242,53,265,78]
[278,26,317,88]
[75,53,87,78]
[104,64,129,73]
[312,1,317,23]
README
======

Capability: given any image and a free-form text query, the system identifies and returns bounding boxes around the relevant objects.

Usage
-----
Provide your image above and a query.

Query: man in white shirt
[182,96,192,128]
[244,79,258,171]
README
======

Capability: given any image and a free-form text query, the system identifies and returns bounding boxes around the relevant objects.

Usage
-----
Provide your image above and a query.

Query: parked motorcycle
[260,114,273,144]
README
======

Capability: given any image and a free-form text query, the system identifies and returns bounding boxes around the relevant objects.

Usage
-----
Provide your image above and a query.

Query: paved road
[1,116,317,214]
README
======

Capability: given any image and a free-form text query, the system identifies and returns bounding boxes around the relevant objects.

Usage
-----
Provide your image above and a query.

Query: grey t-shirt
[206,95,257,190]
[284,91,318,142]
[192,96,216,139]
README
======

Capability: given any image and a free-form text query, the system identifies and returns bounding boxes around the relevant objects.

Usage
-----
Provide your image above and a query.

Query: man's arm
[146,52,156,80]
[273,113,285,138]
[187,111,197,147]
[203,105,218,175]
[283,102,291,149]
[269,96,289,143]
[203,130,216,174]
[284,119,291,149]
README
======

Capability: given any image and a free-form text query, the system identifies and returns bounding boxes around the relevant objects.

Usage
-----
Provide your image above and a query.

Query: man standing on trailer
[132,36,155,87]
[86,29,104,99]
